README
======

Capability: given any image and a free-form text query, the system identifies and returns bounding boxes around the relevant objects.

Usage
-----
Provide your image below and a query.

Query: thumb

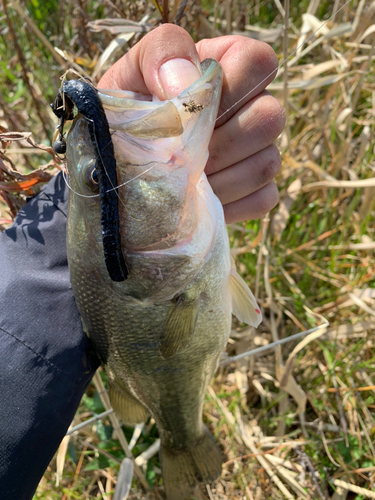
[98,24,201,100]
[158,58,201,99]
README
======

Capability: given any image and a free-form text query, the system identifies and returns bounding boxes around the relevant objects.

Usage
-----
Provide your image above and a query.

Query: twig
[295,447,325,500]
[319,421,340,468]
[174,0,189,25]
[82,439,122,465]
[67,409,114,435]
[162,0,169,23]
[331,375,349,447]
[282,0,290,148]
[9,2,67,67]
[128,423,144,451]
[330,479,375,499]
[237,418,294,499]
[113,458,133,500]
[2,0,51,139]
[206,484,215,500]
[254,214,269,298]
[303,178,375,191]
[135,439,160,467]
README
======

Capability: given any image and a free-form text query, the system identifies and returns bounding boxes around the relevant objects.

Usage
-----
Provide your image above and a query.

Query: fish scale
[64,58,262,499]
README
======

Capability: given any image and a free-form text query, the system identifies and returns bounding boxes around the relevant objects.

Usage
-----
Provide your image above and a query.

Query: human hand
[99,24,285,224]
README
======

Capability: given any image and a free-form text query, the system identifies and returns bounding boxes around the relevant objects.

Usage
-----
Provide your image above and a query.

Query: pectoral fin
[159,296,200,359]
[230,269,262,327]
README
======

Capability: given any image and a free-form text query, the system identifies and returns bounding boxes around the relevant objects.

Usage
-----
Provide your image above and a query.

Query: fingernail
[159,58,201,99]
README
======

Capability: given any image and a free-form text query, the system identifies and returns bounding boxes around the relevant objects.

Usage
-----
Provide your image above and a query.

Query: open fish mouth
[51,59,222,283]
[97,58,221,140]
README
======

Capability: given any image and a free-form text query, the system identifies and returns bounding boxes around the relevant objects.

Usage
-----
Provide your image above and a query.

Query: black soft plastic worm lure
[51,80,128,282]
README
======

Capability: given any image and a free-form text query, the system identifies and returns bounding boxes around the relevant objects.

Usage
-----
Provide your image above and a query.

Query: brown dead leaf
[56,435,70,487]
[0,125,9,150]
[302,59,347,80]
[0,154,22,178]
[276,326,327,415]
[270,178,302,241]
[0,131,62,164]
[276,363,306,415]
[87,18,149,35]
[24,136,61,163]
[0,131,33,141]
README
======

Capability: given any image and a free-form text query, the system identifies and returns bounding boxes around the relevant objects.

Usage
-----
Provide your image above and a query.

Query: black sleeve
[0,172,100,500]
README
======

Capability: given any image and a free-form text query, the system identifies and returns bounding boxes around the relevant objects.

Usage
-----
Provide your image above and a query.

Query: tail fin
[161,426,222,500]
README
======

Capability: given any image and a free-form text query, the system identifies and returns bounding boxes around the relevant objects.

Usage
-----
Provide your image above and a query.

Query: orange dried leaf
[0,218,12,224]
[0,178,40,192]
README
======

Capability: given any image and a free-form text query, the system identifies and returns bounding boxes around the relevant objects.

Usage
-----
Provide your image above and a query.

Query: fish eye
[83,160,99,193]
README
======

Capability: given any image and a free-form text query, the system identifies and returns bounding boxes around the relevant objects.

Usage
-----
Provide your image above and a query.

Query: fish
[57,59,262,499]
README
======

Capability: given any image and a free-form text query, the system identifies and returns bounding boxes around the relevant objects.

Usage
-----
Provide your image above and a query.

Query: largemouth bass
[56,59,262,499]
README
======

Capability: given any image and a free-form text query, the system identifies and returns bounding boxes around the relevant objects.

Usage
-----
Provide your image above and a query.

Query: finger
[98,24,201,99]
[223,181,279,224]
[208,144,281,206]
[196,36,279,126]
[205,91,285,175]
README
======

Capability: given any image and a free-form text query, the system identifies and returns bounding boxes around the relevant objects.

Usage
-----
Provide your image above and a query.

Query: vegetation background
[1,0,375,499]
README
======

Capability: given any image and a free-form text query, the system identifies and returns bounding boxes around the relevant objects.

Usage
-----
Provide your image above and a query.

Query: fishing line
[90,116,127,210]
[187,0,352,146]
[62,160,163,199]
[63,0,352,200]
[220,320,330,366]
[61,94,162,201]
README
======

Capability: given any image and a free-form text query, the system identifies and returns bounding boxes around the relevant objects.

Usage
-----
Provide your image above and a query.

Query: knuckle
[256,41,279,74]
[274,100,286,133]
[265,181,280,211]
[249,94,286,143]
[263,96,286,139]
[254,182,280,217]
[262,145,282,182]
[241,38,278,73]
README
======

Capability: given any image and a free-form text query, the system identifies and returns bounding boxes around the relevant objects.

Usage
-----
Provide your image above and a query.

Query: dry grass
[1,1,375,499]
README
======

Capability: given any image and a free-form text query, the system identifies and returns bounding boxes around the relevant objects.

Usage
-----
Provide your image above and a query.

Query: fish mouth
[96,58,222,254]
[97,58,221,141]
[51,59,222,282]
[51,79,128,282]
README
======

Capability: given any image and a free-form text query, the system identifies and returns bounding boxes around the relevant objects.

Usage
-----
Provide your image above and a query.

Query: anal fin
[159,296,200,359]
[108,381,149,425]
